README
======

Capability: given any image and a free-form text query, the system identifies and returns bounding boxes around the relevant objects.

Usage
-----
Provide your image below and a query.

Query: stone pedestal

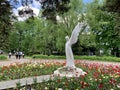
[54,66,86,77]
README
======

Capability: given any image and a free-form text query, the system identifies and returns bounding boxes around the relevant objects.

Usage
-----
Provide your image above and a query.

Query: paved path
[78,59,120,66]
[0,56,120,66]
[0,56,65,66]
[0,75,52,89]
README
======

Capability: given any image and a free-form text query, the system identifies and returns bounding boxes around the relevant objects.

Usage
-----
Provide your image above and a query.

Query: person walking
[22,53,24,58]
[18,51,23,59]
[8,52,12,58]
[15,51,18,59]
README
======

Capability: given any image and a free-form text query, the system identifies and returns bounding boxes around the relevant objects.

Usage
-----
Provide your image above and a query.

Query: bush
[32,54,120,62]
[0,55,7,60]
[32,54,65,59]
[75,55,120,62]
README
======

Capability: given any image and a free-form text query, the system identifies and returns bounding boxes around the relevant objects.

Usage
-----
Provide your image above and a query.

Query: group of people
[15,51,24,59]
[8,51,24,59]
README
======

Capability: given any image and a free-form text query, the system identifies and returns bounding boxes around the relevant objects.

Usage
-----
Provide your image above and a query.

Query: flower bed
[0,61,120,90]
[0,62,62,81]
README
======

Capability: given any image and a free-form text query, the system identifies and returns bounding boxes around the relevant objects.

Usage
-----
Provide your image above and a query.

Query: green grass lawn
[32,54,120,62]
[0,55,7,61]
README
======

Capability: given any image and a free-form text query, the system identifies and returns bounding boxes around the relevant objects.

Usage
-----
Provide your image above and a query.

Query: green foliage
[86,0,120,57]
[9,0,120,57]
[75,55,120,62]
[8,0,98,56]
[0,55,7,60]
[9,18,62,55]
[104,0,120,13]
[9,18,41,54]
[16,81,21,90]
[32,54,65,59]
[55,0,97,55]
[103,0,120,57]
[41,0,70,22]
[32,54,120,62]
[0,0,13,50]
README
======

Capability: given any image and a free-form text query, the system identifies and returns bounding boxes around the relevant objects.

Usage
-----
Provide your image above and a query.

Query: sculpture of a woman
[54,22,86,77]
[65,22,84,68]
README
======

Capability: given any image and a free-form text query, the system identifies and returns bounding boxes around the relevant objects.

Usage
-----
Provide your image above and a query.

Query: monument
[54,22,86,77]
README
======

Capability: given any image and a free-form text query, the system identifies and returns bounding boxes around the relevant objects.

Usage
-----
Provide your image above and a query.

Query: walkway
[0,56,120,66]
[0,75,52,89]
[0,56,64,66]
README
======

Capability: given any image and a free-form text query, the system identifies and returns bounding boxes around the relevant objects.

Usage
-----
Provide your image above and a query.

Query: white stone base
[54,66,86,78]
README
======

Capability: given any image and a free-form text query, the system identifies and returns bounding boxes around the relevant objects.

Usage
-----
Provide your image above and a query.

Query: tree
[103,0,120,57]
[9,0,35,19]
[9,0,70,23]
[8,0,97,56]
[86,0,120,57]
[0,0,13,50]
[40,0,70,22]
[9,18,37,54]
[103,0,120,13]
[56,0,97,55]
[9,17,58,55]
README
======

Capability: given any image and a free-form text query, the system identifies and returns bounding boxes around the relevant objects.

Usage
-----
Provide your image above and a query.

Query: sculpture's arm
[69,22,84,45]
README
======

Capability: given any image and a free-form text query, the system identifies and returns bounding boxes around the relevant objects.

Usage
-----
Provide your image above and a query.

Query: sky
[83,0,93,3]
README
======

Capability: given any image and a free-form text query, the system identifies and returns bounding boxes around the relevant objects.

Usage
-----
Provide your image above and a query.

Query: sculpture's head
[65,36,69,41]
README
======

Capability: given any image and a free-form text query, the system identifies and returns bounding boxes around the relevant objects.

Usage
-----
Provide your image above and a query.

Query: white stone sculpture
[65,22,84,68]
[54,22,86,77]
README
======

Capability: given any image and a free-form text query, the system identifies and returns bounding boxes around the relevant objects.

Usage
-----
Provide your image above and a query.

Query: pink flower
[109,78,116,84]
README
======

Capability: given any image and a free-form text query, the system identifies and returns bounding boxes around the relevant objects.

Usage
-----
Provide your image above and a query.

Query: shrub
[75,55,120,62]
[32,54,65,59]
[32,54,120,62]
[0,55,7,60]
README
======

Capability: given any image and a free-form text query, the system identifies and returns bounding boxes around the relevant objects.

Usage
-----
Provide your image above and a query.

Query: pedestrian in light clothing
[18,51,23,59]
[8,52,12,58]
[15,52,18,59]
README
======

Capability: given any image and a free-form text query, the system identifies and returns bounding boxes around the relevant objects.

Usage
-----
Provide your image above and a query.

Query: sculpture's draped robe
[65,22,84,68]
[65,41,75,68]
